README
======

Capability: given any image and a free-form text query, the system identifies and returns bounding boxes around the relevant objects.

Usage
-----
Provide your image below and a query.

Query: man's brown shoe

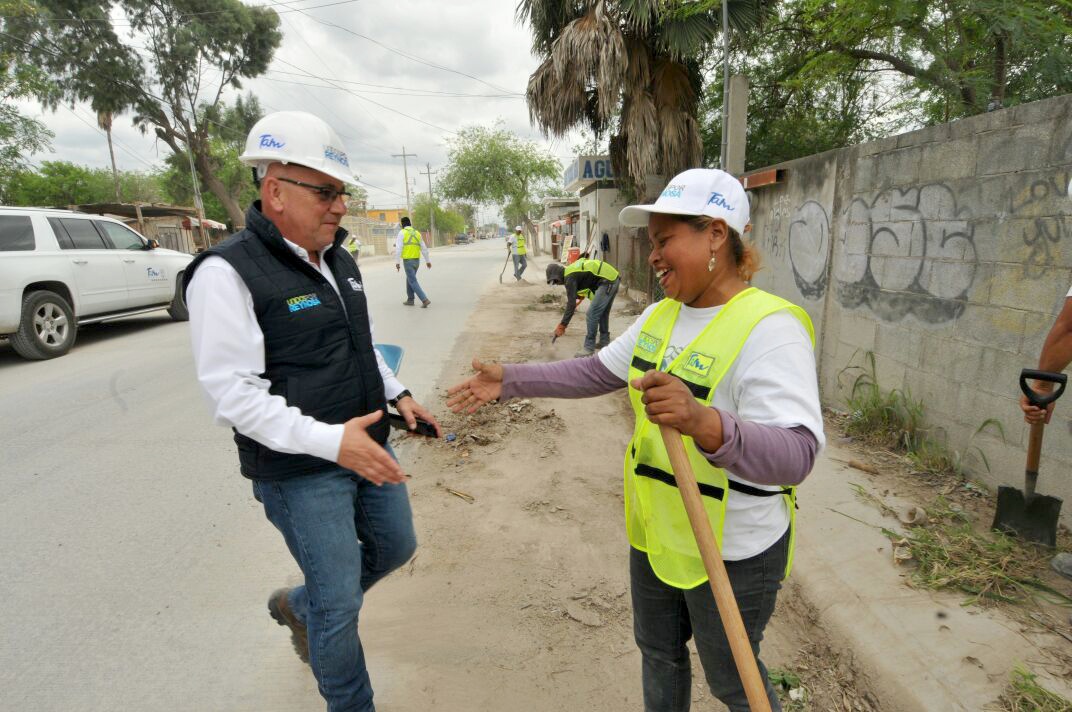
[268,588,309,663]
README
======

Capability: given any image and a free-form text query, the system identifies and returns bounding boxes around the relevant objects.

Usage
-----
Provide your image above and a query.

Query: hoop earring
[707,255,717,272]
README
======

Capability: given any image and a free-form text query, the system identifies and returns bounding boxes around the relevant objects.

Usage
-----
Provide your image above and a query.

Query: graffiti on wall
[1010,168,1072,278]
[788,200,831,299]
[835,184,978,323]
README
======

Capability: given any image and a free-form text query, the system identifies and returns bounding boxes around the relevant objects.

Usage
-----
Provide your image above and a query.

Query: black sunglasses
[277,176,351,203]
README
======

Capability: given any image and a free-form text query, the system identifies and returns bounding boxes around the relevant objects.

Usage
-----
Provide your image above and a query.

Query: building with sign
[561,155,628,264]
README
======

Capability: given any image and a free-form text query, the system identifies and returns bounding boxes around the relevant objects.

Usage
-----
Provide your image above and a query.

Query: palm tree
[519,0,773,198]
[96,110,121,202]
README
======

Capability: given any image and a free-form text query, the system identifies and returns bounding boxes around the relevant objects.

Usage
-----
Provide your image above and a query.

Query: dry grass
[995,667,1072,711]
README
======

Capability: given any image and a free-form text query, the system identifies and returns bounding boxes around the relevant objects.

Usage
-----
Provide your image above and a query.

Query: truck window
[0,215,34,251]
[97,221,144,250]
[58,218,108,249]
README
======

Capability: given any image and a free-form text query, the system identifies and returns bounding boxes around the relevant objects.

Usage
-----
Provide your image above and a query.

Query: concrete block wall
[749,94,1072,525]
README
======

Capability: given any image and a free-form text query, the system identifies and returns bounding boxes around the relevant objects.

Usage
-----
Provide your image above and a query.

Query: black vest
[184,202,388,481]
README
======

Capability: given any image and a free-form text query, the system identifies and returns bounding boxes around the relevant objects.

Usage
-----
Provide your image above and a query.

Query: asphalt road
[0,238,514,711]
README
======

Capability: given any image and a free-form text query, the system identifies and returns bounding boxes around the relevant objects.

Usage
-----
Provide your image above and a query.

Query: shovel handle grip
[1019,369,1067,408]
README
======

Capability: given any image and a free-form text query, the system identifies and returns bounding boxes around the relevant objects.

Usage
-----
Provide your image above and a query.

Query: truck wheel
[167,273,189,321]
[10,290,77,360]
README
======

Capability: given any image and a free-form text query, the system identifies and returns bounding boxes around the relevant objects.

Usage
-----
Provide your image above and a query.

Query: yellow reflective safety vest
[514,234,527,255]
[625,287,814,588]
[564,258,620,299]
[401,227,423,259]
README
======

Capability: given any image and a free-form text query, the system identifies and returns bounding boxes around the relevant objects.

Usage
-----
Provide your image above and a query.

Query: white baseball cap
[619,168,749,234]
[514,225,523,231]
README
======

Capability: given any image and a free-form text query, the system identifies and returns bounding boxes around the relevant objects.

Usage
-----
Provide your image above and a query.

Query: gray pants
[512,253,527,280]
[630,529,788,712]
[583,278,620,352]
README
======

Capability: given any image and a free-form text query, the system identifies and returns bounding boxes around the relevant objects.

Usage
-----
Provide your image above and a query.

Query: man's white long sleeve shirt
[187,239,406,463]
[394,228,430,265]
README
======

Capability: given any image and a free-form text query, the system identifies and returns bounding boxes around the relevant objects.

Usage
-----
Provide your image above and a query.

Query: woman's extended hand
[630,370,723,451]
[446,359,505,414]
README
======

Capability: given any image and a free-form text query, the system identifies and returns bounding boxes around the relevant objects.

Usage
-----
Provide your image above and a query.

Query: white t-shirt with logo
[597,300,825,560]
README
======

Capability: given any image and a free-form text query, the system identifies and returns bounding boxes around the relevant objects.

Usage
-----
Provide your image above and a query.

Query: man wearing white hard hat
[506,224,528,281]
[183,110,439,712]
[447,169,823,711]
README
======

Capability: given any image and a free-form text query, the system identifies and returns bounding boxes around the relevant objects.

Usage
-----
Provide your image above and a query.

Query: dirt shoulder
[361,277,876,711]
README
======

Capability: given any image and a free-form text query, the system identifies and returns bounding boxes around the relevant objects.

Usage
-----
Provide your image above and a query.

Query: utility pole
[420,162,438,247]
[392,146,417,218]
[719,0,730,172]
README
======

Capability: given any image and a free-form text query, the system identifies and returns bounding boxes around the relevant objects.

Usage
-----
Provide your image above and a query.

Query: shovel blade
[991,486,1063,547]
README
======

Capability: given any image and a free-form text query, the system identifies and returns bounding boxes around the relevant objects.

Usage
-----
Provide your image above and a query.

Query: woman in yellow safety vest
[448,169,824,712]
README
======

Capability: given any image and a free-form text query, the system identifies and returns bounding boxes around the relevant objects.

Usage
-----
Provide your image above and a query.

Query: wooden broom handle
[659,425,773,712]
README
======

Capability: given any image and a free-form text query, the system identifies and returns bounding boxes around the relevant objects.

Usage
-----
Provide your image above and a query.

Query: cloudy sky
[19,0,586,220]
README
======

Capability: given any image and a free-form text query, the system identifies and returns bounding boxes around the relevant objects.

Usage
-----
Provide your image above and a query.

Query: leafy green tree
[0,1,55,190]
[700,3,911,170]
[2,0,282,226]
[438,123,559,235]
[411,193,465,237]
[788,0,1072,122]
[3,161,164,206]
[160,95,263,226]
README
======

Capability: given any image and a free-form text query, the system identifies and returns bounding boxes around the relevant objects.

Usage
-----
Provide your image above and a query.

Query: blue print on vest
[286,293,322,312]
[259,134,285,149]
[707,192,734,210]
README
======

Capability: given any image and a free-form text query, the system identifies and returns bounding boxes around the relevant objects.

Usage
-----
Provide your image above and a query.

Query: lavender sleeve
[700,411,818,486]
[500,356,627,400]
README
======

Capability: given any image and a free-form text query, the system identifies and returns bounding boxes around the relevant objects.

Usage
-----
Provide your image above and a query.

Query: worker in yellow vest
[394,216,431,307]
[506,225,528,281]
[546,257,621,357]
[447,169,824,712]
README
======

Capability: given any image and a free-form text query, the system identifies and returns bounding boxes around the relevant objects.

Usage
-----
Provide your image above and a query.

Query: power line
[264,70,524,98]
[60,105,160,170]
[273,57,457,136]
[262,75,523,99]
[270,0,517,95]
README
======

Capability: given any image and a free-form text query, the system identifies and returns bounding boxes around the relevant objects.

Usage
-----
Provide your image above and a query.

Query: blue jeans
[252,460,417,712]
[584,278,620,352]
[402,259,428,303]
[512,253,527,280]
[630,529,788,712]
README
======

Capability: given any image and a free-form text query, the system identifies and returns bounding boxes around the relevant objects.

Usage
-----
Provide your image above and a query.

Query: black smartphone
[388,412,439,438]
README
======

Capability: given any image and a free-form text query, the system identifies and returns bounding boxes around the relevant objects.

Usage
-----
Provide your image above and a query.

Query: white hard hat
[240,111,357,186]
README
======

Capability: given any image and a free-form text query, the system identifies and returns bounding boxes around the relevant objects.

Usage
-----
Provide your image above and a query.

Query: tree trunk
[991,33,1007,108]
[192,146,246,229]
[106,129,120,202]
[97,111,120,202]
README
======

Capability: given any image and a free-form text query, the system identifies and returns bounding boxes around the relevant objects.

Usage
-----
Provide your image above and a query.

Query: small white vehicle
[0,207,194,360]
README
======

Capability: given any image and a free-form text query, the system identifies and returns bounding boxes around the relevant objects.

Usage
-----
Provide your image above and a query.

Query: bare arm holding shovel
[1021,295,1072,424]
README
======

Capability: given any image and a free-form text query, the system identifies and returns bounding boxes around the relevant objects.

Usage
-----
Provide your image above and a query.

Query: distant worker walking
[546,257,621,358]
[506,225,528,281]
[395,216,431,307]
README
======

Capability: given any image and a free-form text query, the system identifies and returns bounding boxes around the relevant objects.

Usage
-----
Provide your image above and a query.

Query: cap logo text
[660,184,686,199]
[707,192,734,210]
[258,134,285,149]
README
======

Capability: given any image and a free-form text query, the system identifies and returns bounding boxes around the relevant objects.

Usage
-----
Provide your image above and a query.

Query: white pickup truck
[0,207,194,360]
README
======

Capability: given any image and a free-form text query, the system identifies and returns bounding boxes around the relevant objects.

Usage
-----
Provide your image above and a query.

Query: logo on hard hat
[259,134,285,150]
[324,146,350,167]
[707,192,734,210]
